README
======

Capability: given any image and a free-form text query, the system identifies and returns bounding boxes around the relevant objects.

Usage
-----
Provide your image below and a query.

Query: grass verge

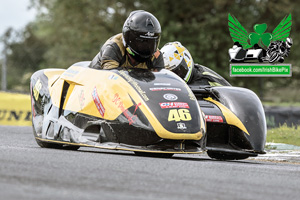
[267,124,300,146]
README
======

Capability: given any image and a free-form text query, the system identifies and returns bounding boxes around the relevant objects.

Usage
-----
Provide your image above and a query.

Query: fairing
[192,86,267,158]
[210,86,267,152]
[31,61,266,159]
[31,62,206,153]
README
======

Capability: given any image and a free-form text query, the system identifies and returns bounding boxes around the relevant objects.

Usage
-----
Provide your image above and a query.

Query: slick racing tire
[134,151,174,158]
[207,151,249,160]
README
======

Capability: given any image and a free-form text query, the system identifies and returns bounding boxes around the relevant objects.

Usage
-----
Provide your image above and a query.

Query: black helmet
[122,10,161,61]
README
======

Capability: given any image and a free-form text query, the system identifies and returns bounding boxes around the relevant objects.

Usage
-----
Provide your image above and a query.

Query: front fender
[211,86,267,152]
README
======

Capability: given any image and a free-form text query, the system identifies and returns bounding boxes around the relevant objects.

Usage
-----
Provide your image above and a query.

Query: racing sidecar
[30,61,266,160]
[30,61,206,158]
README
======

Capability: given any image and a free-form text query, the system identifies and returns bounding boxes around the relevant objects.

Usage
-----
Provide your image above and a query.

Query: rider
[89,10,164,70]
[160,41,231,86]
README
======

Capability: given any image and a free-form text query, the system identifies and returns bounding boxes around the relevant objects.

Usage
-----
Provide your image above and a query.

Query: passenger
[89,10,164,71]
[160,41,231,86]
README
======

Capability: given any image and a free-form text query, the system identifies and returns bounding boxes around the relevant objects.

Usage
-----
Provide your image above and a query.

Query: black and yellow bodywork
[30,61,266,160]
[192,86,267,160]
[30,62,206,157]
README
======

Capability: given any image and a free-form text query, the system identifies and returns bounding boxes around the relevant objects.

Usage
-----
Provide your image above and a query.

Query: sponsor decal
[154,83,171,86]
[64,68,79,77]
[92,87,105,117]
[141,32,158,39]
[154,50,160,58]
[0,110,31,124]
[205,115,223,123]
[78,90,85,110]
[163,93,178,101]
[150,87,181,91]
[0,91,32,126]
[108,74,119,80]
[168,109,192,122]
[177,122,187,130]
[33,79,42,101]
[118,70,149,101]
[183,84,196,101]
[145,32,155,37]
[112,93,141,125]
[159,102,189,109]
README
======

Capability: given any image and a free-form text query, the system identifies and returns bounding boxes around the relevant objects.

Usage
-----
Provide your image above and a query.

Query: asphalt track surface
[1,126,300,200]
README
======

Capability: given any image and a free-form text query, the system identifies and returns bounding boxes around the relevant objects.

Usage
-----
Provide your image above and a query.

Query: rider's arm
[101,60,120,69]
[90,42,123,69]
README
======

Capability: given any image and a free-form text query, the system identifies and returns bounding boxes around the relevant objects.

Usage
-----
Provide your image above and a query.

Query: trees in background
[0,0,299,102]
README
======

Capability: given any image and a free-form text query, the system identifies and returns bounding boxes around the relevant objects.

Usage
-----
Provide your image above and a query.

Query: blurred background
[0,0,299,104]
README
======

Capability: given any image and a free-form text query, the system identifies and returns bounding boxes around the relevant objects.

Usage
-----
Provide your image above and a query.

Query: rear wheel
[134,151,174,158]
[207,151,249,160]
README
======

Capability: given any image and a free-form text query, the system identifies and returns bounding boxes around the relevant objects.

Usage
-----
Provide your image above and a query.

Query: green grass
[267,124,300,146]
[263,102,300,107]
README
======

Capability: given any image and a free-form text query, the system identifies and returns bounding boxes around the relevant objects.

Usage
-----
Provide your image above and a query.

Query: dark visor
[172,59,188,79]
[128,31,160,58]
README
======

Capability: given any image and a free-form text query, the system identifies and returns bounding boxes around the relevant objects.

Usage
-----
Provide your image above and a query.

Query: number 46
[168,109,192,122]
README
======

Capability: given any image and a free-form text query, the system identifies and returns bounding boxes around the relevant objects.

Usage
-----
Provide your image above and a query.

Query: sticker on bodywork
[154,83,171,86]
[78,90,85,110]
[33,79,42,101]
[168,109,192,122]
[163,94,178,101]
[150,87,181,91]
[108,74,118,80]
[92,87,105,117]
[177,122,187,130]
[159,102,189,109]
[205,115,224,123]
[112,93,141,125]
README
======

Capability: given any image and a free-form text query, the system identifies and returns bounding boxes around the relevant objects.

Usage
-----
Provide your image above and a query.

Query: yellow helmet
[161,41,194,82]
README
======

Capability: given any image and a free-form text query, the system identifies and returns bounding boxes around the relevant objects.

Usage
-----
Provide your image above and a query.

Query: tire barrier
[0,92,31,126]
[264,106,300,128]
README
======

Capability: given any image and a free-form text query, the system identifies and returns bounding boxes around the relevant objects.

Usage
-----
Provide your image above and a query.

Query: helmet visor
[172,59,189,79]
[128,31,160,58]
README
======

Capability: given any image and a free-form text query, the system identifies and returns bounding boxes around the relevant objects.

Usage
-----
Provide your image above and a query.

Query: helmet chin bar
[127,47,150,63]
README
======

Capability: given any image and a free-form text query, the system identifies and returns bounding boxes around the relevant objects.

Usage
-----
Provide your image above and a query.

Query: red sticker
[205,115,223,123]
[112,93,141,125]
[92,87,105,117]
[159,102,189,109]
[154,50,160,58]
